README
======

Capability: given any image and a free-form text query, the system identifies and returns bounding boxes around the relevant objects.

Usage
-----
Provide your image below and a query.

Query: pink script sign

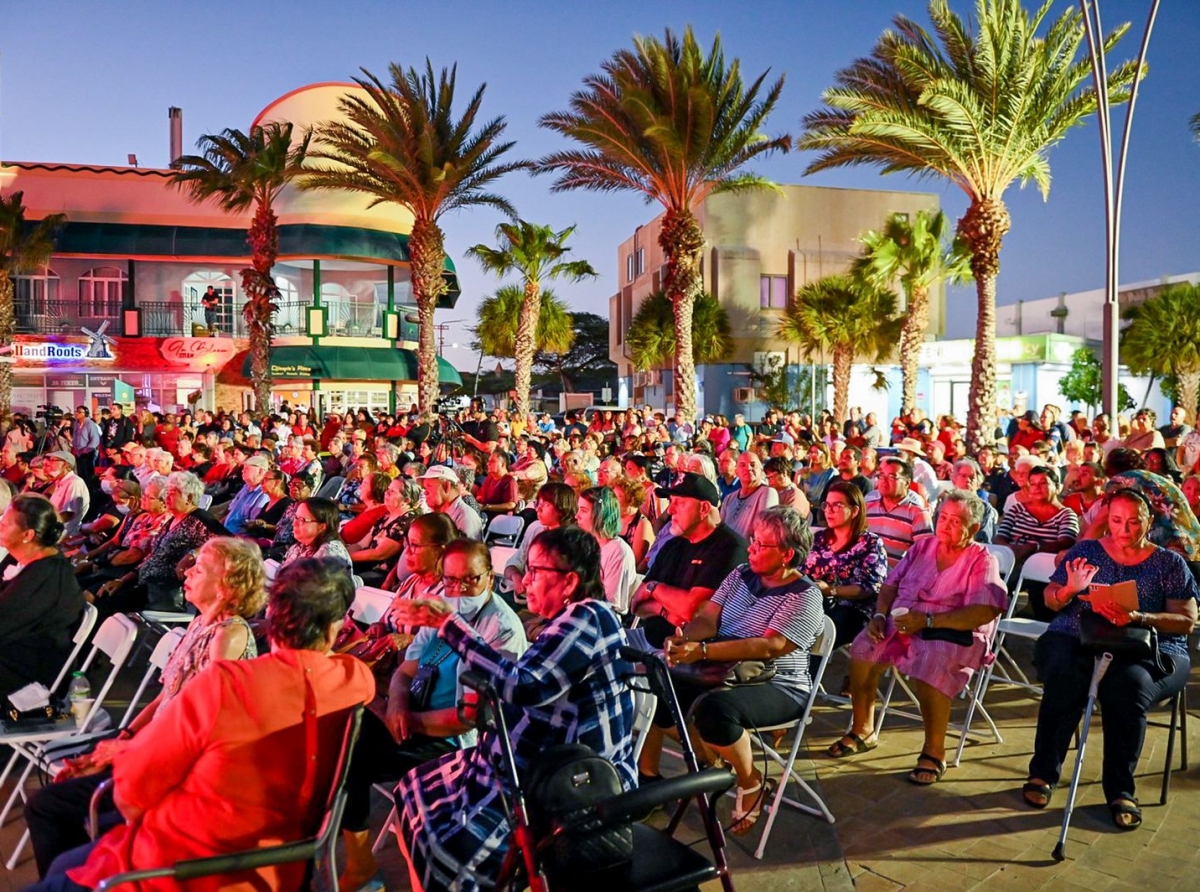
[159,337,238,370]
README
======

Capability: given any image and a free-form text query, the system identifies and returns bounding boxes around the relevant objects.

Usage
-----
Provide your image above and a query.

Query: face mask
[100,480,114,494]
[453,591,490,619]
[116,503,131,515]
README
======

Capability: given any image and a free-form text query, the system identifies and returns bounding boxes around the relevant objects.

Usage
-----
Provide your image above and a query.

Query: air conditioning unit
[648,370,663,386]
[734,387,756,404]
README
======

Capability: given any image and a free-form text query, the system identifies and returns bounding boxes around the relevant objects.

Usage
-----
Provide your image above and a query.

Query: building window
[760,275,789,309]
[636,248,645,277]
[626,254,634,283]
[78,267,126,317]
[274,276,302,333]
[179,271,236,336]
[14,268,60,314]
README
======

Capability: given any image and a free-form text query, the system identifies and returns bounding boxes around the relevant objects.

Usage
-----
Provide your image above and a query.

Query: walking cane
[1052,652,1114,861]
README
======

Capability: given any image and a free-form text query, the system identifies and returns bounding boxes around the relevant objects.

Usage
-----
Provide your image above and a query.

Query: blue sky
[3,1,1198,370]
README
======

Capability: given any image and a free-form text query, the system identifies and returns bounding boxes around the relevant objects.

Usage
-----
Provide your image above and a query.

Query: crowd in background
[6,394,1199,891]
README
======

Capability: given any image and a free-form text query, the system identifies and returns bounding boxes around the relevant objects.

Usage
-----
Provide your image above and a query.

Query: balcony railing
[14,297,420,341]
[13,298,121,335]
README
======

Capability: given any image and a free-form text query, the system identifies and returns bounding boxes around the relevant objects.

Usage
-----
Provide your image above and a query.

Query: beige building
[608,183,942,418]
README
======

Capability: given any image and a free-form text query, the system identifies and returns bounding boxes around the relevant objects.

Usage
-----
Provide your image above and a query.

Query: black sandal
[907,752,946,785]
[1022,780,1054,809]
[826,732,877,758]
[1109,798,1142,831]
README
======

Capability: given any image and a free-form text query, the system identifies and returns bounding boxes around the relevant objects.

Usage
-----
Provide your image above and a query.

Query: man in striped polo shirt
[865,456,933,567]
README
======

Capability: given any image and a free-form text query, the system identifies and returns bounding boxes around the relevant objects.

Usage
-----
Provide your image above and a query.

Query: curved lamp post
[1080,0,1160,421]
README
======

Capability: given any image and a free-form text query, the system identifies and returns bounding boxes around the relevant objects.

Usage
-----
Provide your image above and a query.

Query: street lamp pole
[1080,0,1159,421]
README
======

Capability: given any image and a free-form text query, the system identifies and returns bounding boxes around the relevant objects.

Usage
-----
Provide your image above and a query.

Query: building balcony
[13,298,122,335]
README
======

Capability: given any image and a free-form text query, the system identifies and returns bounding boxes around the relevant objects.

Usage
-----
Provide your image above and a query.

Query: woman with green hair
[578,485,637,613]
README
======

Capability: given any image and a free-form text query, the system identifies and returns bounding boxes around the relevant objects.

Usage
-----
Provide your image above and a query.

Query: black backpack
[523,744,632,884]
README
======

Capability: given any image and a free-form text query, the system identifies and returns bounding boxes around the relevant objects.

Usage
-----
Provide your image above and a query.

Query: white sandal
[731,773,777,836]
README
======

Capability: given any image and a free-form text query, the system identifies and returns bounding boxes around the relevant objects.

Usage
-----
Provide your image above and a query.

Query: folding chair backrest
[485,514,524,545]
[985,544,1018,586]
[490,546,518,580]
[315,475,344,500]
[1008,551,1060,620]
[121,627,187,728]
[351,587,394,625]
[629,683,659,763]
[936,480,955,497]
[76,615,139,731]
[264,559,280,582]
[50,602,99,694]
[199,494,213,510]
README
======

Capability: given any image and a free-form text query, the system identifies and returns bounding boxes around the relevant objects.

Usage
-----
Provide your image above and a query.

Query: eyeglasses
[878,473,904,482]
[824,501,852,512]
[748,537,785,550]
[444,572,488,590]
[405,539,436,550]
[294,517,321,526]
[525,564,569,578]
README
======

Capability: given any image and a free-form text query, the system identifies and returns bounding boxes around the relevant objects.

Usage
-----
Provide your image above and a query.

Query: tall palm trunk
[660,209,705,421]
[512,280,541,423]
[1179,371,1200,426]
[831,344,852,427]
[242,202,281,412]
[410,218,448,417]
[0,273,13,418]
[899,284,929,412]
[959,198,1011,453]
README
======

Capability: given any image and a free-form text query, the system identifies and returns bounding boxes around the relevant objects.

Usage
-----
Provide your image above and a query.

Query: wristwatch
[925,612,934,629]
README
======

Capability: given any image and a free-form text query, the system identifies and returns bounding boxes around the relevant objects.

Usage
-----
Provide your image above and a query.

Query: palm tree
[171,122,311,411]
[626,291,732,374]
[539,26,790,422]
[474,283,576,364]
[303,63,522,416]
[1121,282,1200,424]
[777,274,901,426]
[851,210,971,412]
[467,222,596,423]
[0,192,66,416]
[799,0,1140,450]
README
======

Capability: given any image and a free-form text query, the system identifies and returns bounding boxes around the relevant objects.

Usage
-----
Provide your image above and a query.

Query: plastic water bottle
[67,672,91,703]
[67,672,92,727]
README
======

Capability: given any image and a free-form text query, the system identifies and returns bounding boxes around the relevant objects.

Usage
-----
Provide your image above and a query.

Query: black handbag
[668,656,777,688]
[523,744,632,884]
[919,626,974,647]
[407,641,455,712]
[1078,610,1153,658]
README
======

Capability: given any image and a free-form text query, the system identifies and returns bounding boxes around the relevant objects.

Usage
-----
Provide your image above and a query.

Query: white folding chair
[7,627,187,868]
[0,615,139,869]
[988,551,1057,692]
[484,514,525,547]
[264,558,280,582]
[489,546,519,595]
[984,543,1018,587]
[351,586,394,625]
[198,494,213,510]
[747,615,837,859]
[49,603,99,696]
[630,682,659,764]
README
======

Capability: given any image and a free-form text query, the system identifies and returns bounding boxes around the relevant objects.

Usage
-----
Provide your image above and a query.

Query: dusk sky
[3,1,1198,373]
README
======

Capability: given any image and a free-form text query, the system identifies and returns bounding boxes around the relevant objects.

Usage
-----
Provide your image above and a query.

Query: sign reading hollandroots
[14,342,95,361]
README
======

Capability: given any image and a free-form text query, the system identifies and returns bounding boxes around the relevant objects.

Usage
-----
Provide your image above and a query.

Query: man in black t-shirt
[630,473,749,646]
[461,410,500,453]
[835,446,874,497]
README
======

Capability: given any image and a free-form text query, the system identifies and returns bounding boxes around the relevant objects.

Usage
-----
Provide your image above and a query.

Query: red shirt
[475,474,518,510]
[70,649,373,892]
[155,425,182,458]
[341,504,387,546]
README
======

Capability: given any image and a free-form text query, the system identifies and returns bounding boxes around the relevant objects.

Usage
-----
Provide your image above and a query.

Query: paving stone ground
[0,635,1195,891]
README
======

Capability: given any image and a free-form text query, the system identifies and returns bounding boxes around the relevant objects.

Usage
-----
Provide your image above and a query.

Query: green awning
[245,345,462,387]
[52,221,460,307]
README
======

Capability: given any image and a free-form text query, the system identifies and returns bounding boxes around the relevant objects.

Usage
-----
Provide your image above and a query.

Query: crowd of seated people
[0,396,1196,892]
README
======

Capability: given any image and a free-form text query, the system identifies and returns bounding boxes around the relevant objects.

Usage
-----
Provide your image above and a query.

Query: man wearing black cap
[629,472,748,647]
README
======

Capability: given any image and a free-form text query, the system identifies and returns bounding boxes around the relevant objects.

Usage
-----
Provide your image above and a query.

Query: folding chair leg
[876,672,898,735]
[1161,691,1182,806]
[0,760,34,828]
[1181,687,1189,770]
[371,805,398,855]
[6,828,29,870]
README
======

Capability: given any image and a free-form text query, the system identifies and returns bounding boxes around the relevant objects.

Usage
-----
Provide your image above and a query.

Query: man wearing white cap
[895,437,940,505]
[418,465,483,540]
[44,451,90,536]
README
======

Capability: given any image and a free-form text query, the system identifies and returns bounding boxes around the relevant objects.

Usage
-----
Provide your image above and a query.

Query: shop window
[274,276,302,334]
[78,267,126,318]
[180,271,236,336]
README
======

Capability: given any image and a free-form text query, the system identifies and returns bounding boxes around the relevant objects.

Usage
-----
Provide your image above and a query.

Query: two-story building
[0,83,462,418]
[608,183,943,421]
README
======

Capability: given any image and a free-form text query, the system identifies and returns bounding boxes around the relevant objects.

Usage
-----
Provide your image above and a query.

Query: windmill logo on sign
[82,321,116,360]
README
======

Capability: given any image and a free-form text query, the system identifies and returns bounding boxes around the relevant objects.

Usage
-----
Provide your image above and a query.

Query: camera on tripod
[35,405,64,422]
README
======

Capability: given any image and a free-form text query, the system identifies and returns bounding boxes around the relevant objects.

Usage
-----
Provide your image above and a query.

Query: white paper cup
[70,698,94,728]
[890,607,909,618]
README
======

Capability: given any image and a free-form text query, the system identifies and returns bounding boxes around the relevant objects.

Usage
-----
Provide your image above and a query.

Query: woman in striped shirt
[995,467,1080,620]
[661,506,823,835]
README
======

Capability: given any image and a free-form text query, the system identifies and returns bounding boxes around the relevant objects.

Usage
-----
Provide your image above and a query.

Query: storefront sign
[14,342,102,361]
[270,362,317,377]
[159,337,238,370]
[46,374,87,388]
[88,374,120,388]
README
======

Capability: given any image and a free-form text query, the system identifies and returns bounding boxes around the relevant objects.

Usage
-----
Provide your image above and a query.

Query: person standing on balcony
[71,407,101,481]
[201,285,221,335]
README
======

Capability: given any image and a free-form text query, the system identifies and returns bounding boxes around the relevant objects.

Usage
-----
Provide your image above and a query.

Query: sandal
[731,774,778,836]
[1022,780,1054,809]
[826,732,878,758]
[1109,798,1142,831]
[907,752,946,785]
